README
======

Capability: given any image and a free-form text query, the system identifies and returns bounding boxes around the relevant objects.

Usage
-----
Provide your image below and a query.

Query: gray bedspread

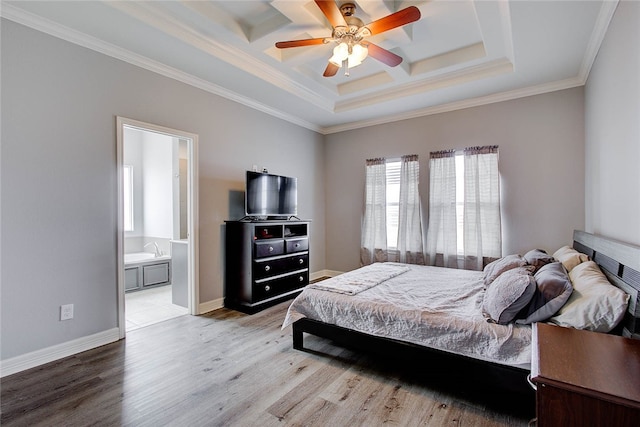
[282,262,532,369]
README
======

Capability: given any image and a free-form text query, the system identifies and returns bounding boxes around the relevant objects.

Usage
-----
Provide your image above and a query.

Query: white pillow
[553,246,589,272]
[549,261,629,332]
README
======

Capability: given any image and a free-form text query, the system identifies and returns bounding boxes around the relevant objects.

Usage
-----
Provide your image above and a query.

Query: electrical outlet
[60,304,74,321]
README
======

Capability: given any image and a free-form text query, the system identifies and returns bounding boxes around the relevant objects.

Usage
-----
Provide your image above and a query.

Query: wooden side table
[530,322,640,426]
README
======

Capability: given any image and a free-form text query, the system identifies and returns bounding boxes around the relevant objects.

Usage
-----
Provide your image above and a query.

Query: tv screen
[245,171,297,218]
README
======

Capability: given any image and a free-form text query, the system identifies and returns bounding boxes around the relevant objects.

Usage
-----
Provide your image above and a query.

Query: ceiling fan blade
[275,38,327,49]
[323,62,339,77]
[365,6,421,36]
[366,42,403,67]
[314,0,347,29]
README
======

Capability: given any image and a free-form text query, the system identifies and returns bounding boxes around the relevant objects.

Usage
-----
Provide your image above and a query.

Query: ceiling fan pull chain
[343,58,350,77]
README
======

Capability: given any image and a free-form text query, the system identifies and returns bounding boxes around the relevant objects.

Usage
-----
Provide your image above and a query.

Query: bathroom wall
[124,128,176,255]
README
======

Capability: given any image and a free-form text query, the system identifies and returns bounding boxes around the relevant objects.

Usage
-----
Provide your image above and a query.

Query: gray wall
[1,20,325,360]
[325,88,586,272]
[585,0,640,246]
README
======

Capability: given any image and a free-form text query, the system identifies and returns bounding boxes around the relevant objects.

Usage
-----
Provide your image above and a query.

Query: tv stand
[224,219,310,314]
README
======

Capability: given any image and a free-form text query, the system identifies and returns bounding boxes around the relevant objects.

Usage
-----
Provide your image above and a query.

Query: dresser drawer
[254,239,285,258]
[286,237,308,253]
[253,257,288,280]
[253,254,309,280]
[253,271,308,301]
[288,253,308,270]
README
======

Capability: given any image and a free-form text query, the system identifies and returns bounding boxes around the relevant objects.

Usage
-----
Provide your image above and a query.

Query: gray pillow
[516,262,573,324]
[523,249,554,273]
[482,267,536,325]
[483,254,528,287]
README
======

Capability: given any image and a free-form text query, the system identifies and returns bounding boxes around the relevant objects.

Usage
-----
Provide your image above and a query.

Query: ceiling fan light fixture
[329,41,368,69]
[329,42,349,66]
[349,43,368,67]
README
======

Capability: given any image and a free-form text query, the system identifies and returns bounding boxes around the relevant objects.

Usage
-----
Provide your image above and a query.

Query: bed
[282,230,640,396]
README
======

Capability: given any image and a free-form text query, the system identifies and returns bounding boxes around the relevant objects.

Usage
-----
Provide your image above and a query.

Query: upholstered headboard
[573,230,640,339]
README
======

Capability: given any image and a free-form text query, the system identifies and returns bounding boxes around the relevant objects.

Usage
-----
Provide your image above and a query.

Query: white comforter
[282,262,532,369]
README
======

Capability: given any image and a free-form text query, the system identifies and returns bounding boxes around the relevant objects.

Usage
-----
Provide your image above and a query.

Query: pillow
[549,261,630,332]
[515,262,573,324]
[482,267,537,325]
[483,254,528,287]
[523,249,555,273]
[553,246,589,272]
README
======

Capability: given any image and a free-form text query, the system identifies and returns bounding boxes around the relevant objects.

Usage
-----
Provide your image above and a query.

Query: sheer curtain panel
[463,146,502,270]
[397,155,425,264]
[425,150,458,268]
[361,158,388,266]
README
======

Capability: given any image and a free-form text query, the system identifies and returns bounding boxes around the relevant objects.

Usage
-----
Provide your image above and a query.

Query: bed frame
[291,230,640,407]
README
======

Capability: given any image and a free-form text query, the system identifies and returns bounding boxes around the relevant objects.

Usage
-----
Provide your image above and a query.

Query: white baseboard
[0,328,120,378]
[198,297,224,315]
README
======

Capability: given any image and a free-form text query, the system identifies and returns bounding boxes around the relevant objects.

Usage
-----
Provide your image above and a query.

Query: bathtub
[125,252,171,264]
[124,252,172,292]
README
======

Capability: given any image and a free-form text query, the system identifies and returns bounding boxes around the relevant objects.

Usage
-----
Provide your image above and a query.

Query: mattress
[283,262,532,369]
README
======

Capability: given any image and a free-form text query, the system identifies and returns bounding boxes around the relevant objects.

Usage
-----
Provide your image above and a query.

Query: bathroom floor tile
[125,285,188,332]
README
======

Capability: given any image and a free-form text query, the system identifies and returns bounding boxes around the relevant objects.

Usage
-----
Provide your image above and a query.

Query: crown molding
[577,0,619,82]
[0,3,323,134]
[322,76,585,134]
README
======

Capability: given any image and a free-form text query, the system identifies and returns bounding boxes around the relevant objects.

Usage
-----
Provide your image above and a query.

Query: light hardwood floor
[1,301,534,426]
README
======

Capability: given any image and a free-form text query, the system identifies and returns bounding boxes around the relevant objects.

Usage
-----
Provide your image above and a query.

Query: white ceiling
[2,0,618,134]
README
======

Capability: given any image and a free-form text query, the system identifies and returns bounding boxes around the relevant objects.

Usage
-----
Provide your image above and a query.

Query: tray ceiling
[2,1,617,133]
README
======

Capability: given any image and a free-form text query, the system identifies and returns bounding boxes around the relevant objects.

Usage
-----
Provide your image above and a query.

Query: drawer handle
[299,259,304,264]
[299,276,304,282]
[268,246,274,252]
[295,243,300,248]
[526,374,537,391]
[264,285,271,292]
[264,265,271,272]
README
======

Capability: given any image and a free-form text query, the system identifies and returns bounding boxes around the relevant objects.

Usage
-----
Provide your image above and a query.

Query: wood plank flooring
[1,301,534,426]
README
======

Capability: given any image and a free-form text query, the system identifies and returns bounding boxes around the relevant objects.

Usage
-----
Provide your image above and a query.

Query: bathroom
[123,126,189,331]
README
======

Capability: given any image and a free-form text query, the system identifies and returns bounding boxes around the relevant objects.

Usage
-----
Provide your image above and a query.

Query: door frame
[116,116,199,339]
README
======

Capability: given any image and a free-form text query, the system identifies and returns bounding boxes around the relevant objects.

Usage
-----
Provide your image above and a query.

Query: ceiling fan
[275,1,421,77]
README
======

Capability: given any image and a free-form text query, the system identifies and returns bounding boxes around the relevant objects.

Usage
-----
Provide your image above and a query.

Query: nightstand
[530,322,640,426]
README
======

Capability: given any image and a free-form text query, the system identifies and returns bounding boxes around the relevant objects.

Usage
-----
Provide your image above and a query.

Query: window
[426,146,501,270]
[361,156,423,266]
[455,154,464,253]
[385,160,401,248]
[123,165,134,232]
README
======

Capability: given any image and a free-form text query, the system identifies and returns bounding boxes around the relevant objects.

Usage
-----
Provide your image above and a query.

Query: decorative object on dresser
[530,322,640,427]
[225,220,310,314]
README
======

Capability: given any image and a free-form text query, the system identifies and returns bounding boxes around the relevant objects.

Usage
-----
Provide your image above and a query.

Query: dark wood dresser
[530,322,640,426]
[224,220,310,313]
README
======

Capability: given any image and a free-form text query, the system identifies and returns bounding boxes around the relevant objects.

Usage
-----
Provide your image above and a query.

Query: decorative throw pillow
[553,246,589,272]
[523,249,555,273]
[483,254,528,287]
[549,261,630,332]
[482,267,537,325]
[515,262,573,324]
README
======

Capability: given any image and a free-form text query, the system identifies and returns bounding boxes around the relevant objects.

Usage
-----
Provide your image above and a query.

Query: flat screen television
[245,171,297,218]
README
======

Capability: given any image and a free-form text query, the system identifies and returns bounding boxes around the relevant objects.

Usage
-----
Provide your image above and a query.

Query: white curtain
[463,146,502,270]
[397,154,425,264]
[361,158,388,266]
[425,150,458,268]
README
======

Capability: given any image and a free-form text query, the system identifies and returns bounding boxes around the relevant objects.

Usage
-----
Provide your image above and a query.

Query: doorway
[116,117,199,339]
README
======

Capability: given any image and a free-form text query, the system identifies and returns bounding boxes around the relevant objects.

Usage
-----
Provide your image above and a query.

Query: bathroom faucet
[144,242,163,257]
